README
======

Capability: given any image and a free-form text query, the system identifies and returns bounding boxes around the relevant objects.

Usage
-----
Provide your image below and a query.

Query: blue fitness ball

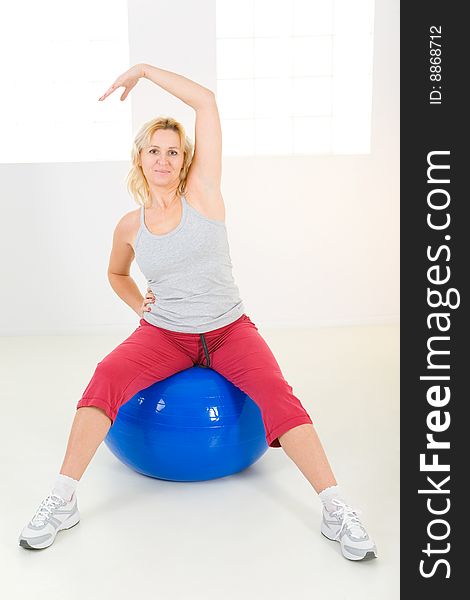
[104,365,268,481]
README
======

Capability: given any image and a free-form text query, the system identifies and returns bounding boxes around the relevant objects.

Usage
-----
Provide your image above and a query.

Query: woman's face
[140,128,184,189]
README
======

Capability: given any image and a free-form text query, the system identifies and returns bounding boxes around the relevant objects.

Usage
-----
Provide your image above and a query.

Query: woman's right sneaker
[321,499,378,561]
[18,491,80,550]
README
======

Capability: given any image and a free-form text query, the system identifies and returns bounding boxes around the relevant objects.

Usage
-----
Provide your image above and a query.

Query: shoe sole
[19,514,80,550]
[321,530,378,561]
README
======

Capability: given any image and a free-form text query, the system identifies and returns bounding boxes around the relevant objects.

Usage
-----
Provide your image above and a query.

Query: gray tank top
[134,194,245,333]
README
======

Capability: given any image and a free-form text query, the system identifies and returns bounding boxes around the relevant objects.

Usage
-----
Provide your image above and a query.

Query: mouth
[155,170,170,173]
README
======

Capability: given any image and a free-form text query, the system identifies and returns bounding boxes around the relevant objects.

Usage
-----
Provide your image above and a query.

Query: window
[2,0,131,163]
[216,0,375,156]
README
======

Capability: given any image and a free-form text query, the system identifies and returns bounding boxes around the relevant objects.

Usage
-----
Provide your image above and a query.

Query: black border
[401,2,466,594]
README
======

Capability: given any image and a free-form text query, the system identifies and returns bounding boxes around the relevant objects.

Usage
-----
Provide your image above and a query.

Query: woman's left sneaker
[321,498,378,561]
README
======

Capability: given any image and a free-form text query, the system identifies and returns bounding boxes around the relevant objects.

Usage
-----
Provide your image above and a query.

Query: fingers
[120,89,131,101]
[144,289,156,312]
[144,299,154,311]
[100,74,139,101]
[119,84,135,102]
[144,288,155,312]
[98,83,118,101]
[141,299,154,314]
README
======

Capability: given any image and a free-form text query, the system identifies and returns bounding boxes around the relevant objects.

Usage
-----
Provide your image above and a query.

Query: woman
[19,63,377,561]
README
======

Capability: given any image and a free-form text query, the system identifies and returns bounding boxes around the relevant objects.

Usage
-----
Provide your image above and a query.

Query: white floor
[0,323,399,600]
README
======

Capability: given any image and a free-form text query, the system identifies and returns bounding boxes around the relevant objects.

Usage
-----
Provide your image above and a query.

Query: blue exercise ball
[104,365,268,481]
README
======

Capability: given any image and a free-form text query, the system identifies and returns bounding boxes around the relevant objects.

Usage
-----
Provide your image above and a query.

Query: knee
[256,371,294,396]
[92,357,120,381]
[79,359,123,415]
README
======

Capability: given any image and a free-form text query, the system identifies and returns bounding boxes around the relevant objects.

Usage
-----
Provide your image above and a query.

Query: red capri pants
[77,313,312,448]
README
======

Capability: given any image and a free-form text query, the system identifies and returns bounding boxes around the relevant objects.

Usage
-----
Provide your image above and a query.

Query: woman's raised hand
[98,64,145,102]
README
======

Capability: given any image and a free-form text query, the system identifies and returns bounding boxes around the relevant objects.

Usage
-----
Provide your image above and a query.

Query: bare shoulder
[114,208,141,250]
[184,177,225,222]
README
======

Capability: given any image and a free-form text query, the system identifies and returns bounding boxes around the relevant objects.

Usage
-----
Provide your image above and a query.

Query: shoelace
[329,499,367,541]
[31,494,66,525]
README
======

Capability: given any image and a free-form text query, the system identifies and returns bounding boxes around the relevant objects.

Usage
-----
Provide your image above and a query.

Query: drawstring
[199,333,211,368]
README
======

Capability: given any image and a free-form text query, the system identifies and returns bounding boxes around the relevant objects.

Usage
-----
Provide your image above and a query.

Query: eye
[149,149,178,155]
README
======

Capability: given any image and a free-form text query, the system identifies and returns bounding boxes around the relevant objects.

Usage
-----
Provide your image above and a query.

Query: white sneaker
[321,499,378,561]
[18,492,80,550]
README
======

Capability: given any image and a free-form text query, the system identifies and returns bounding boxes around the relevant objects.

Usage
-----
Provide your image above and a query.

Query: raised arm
[142,64,222,190]
[99,63,222,190]
[141,64,213,110]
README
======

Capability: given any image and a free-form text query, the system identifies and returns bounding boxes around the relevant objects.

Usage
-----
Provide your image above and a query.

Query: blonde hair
[125,116,194,207]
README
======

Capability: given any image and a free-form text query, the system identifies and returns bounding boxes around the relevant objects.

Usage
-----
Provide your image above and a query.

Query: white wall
[0,0,399,335]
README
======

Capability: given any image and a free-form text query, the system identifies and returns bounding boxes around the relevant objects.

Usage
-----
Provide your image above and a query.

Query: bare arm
[108,274,144,317]
[107,213,144,317]
[98,63,221,188]
[142,64,222,189]
[141,63,214,109]
[142,64,222,192]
